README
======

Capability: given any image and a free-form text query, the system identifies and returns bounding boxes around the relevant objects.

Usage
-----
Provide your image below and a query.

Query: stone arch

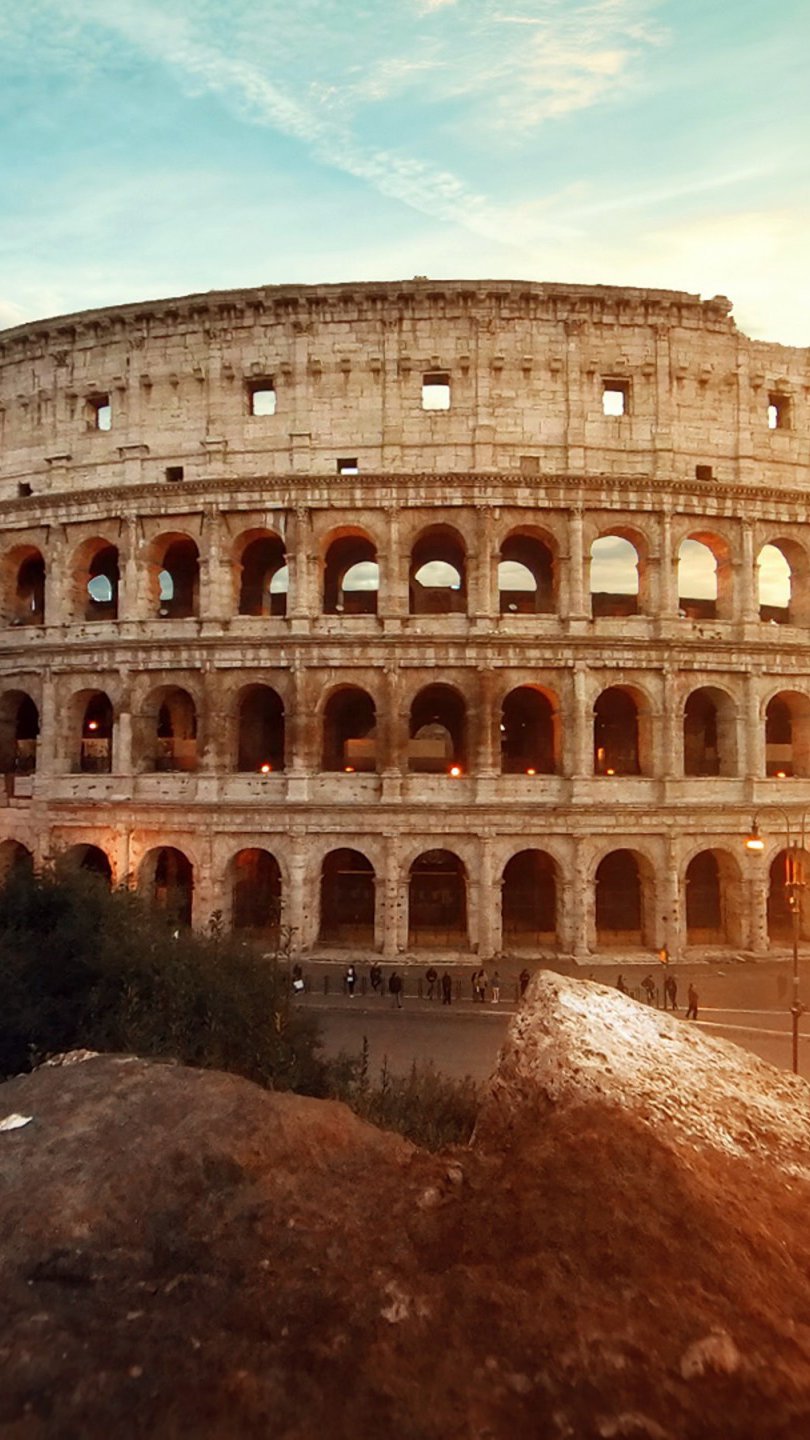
[236,685,285,772]
[683,686,738,777]
[757,537,810,626]
[595,848,655,947]
[147,533,200,619]
[136,686,198,773]
[498,529,555,615]
[3,545,45,626]
[235,530,288,617]
[500,685,558,774]
[767,848,810,943]
[139,846,194,926]
[230,848,281,935]
[408,849,467,948]
[409,684,467,774]
[72,536,120,622]
[678,532,733,620]
[589,529,644,617]
[319,848,376,947]
[765,690,810,777]
[593,685,648,776]
[409,525,467,615]
[0,690,39,773]
[73,690,114,773]
[0,838,34,881]
[501,849,557,948]
[322,686,377,772]
[322,530,379,616]
[60,844,113,885]
[685,848,742,945]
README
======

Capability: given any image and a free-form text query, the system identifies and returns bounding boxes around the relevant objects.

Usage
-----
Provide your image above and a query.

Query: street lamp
[745,809,807,1074]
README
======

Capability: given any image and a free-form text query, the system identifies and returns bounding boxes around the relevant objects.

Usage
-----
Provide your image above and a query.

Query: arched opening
[590,535,639,618]
[678,534,731,620]
[500,687,557,774]
[0,692,39,773]
[153,536,199,619]
[767,849,810,943]
[409,526,467,615]
[319,849,376,946]
[685,850,740,944]
[502,850,557,948]
[83,543,120,621]
[408,850,467,948]
[683,687,737,777]
[11,550,46,626]
[594,687,641,775]
[409,685,467,774]
[79,692,113,773]
[758,543,792,624]
[323,534,379,616]
[61,844,113,885]
[0,839,34,881]
[765,692,810,778]
[236,686,285,772]
[140,847,194,926]
[231,849,281,935]
[237,534,288,617]
[498,532,554,615]
[322,688,377,772]
[139,687,198,772]
[595,849,649,947]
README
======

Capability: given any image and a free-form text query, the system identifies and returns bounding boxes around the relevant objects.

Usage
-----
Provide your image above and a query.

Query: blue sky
[1,0,808,343]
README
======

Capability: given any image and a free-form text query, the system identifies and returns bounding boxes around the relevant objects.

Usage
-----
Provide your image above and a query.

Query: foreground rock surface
[1,973,810,1439]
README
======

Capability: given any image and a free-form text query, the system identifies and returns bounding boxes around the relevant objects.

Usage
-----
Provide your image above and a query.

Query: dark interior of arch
[408,850,467,946]
[409,685,466,772]
[237,687,285,772]
[155,691,198,771]
[80,693,113,773]
[15,554,45,625]
[501,688,555,773]
[151,848,193,926]
[686,851,722,936]
[322,689,376,771]
[596,849,642,941]
[159,540,199,619]
[86,546,119,620]
[594,689,640,775]
[502,850,556,945]
[684,691,720,776]
[323,535,378,615]
[319,849,375,944]
[0,694,39,774]
[765,698,793,776]
[409,529,466,615]
[499,534,554,614]
[238,536,287,617]
[232,849,281,932]
[767,849,810,942]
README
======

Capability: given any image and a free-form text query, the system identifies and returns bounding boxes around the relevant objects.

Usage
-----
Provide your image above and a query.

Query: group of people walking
[616,969,700,1019]
[335,962,535,1006]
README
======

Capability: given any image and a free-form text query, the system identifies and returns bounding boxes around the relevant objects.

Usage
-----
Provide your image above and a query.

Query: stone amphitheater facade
[1,278,809,964]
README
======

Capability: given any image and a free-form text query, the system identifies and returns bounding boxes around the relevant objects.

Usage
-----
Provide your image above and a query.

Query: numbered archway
[501,850,557,949]
[231,849,281,935]
[408,850,467,948]
[595,849,653,948]
[685,850,741,945]
[319,849,376,946]
[140,847,194,926]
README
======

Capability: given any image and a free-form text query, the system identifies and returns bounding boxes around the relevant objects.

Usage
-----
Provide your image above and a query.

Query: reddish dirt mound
[1,974,809,1438]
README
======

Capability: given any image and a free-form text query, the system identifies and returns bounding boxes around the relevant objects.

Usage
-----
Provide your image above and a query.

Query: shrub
[327,1036,480,1150]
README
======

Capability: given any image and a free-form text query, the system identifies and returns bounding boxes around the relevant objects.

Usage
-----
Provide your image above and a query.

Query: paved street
[297,958,810,1083]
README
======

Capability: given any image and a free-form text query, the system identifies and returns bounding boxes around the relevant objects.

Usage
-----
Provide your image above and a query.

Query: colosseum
[0,278,808,965]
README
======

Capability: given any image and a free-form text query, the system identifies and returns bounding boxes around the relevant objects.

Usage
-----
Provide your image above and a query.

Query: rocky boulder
[1,973,809,1438]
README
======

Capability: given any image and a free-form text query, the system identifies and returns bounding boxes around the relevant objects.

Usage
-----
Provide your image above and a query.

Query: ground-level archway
[139,847,193,926]
[408,850,467,948]
[319,849,376,946]
[501,850,557,948]
[231,849,281,936]
[595,849,652,947]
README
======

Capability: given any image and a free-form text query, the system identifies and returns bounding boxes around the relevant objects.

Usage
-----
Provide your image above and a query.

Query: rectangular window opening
[422,372,451,411]
[695,464,713,481]
[89,394,111,431]
[336,458,359,475]
[768,394,789,430]
[248,379,277,416]
[18,482,32,498]
[165,465,184,483]
[519,455,540,476]
[602,380,629,417]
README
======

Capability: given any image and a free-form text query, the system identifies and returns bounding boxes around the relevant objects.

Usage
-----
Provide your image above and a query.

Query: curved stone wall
[1,279,809,962]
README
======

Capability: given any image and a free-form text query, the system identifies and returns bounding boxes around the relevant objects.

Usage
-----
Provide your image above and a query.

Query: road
[297,959,810,1083]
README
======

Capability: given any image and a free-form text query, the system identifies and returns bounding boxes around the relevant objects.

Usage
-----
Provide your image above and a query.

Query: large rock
[1,974,809,1438]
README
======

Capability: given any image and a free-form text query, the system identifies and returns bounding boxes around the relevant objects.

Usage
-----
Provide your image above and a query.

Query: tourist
[345,964,357,997]
[369,962,383,995]
[641,973,656,1005]
[425,965,438,1000]
[686,983,699,1020]
[475,969,488,1003]
[389,971,403,1009]
[519,968,531,998]
[491,970,501,1004]
[664,975,678,1010]
[441,970,452,1005]
[616,973,628,994]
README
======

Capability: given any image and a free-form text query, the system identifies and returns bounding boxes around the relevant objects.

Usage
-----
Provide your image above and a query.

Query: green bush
[328,1036,481,1150]
[0,867,326,1092]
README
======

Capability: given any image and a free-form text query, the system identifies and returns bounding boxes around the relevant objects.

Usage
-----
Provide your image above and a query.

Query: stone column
[289,508,315,622]
[122,515,147,620]
[35,671,57,780]
[745,675,764,778]
[748,862,769,954]
[381,506,407,619]
[566,838,590,960]
[199,508,229,622]
[661,838,682,960]
[658,511,678,619]
[112,705,132,775]
[287,664,312,778]
[661,668,680,779]
[475,837,495,960]
[475,668,498,777]
[570,663,591,777]
[565,509,587,620]
[473,505,496,622]
[382,834,401,958]
[286,833,308,956]
[740,522,759,623]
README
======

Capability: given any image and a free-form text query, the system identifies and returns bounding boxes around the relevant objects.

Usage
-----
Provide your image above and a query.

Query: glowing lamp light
[526,767,536,776]
[87,720,98,731]
[605,767,615,776]
[259,762,272,774]
[745,820,765,853]
[776,770,787,779]
[449,764,462,777]
[344,765,355,773]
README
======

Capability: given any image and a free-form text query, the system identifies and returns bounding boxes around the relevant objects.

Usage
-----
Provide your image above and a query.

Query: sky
[0,0,808,345]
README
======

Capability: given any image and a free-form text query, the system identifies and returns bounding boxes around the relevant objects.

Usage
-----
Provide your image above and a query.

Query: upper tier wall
[1,280,808,501]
